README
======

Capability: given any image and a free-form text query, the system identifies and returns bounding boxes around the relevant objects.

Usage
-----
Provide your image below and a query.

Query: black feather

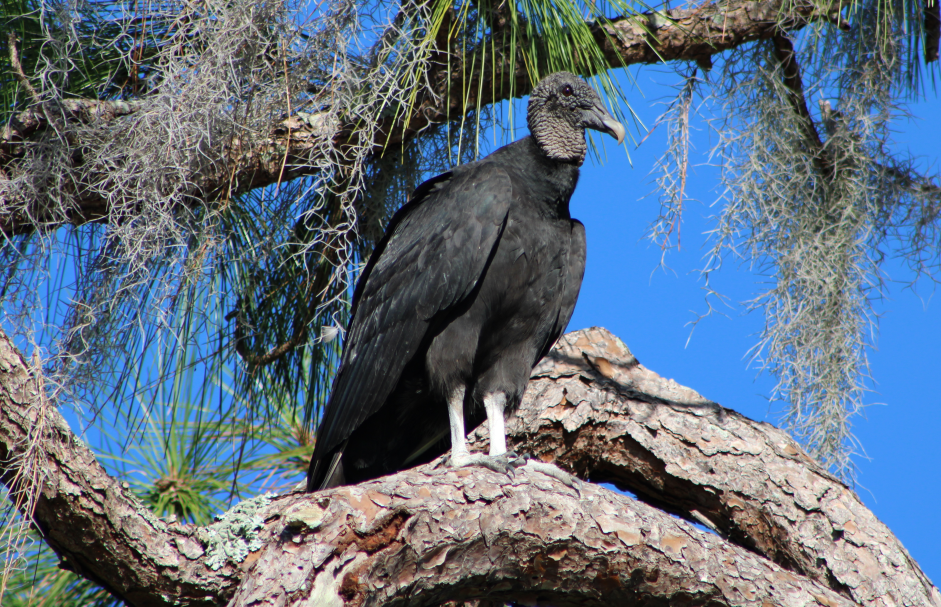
[307,72,620,491]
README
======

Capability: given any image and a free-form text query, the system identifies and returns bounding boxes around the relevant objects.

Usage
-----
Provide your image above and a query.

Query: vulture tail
[306,441,347,491]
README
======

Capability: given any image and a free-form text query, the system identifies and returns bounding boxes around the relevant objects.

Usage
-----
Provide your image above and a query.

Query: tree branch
[0,0,847,236]
[0,334,234,607]
[771,33,834,178]
[471,328,941,607]
[2,326,937,606]
[230,465,858,607]
[6,33,41,106]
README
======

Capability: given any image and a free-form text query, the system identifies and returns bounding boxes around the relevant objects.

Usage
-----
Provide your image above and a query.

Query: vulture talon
[450,452,523,478]
[525,460,581,493]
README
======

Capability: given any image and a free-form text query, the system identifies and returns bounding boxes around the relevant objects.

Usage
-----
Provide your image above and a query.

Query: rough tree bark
[0,0,847,235]
[1,326,937,606]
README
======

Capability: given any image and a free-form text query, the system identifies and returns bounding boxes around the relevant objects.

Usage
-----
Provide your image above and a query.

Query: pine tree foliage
[0,0,939,599]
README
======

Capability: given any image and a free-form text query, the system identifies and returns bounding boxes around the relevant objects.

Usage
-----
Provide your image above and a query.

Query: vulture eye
[561,84,574,97]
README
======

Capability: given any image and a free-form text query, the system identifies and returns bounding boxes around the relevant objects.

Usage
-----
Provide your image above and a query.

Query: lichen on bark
[197,493,275,571]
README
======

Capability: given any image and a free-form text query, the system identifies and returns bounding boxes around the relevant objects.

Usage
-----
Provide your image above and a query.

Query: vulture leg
[445,387,578,489]
[490,392,580,491]
[448,389,520,475]
[447,387,470,461]
[484,392,508,456]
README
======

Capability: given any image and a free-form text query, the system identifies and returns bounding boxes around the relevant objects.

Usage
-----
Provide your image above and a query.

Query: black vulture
[307,72,624,491]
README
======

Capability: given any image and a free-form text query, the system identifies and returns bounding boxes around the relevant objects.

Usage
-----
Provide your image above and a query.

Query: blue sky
[549,67,941,583]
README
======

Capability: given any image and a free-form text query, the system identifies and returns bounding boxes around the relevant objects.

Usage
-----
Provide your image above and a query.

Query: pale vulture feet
[450,450,526,477]
[523,457,582,493]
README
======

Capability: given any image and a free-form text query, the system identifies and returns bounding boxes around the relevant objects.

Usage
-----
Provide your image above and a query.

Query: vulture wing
[539,219,586,362]
[309,161,514,471]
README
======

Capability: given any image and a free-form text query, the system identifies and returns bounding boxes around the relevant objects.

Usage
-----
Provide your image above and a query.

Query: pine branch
[6,33,41,106]
[231,466,857,607]
[2,326,937,607]
[0,333,232,606]
[771,33,833,179]
[0,0,848,237]
[473,328,939,607]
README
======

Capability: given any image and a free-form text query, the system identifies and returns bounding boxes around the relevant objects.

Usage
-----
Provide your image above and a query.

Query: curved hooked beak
[582,100,625,145]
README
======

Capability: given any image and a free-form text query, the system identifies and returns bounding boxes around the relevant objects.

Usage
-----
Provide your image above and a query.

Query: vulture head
[527,71,626,164]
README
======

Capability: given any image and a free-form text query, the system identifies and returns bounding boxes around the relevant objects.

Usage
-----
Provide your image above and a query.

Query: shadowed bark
[0,0,847,235]
[1,326,938,606]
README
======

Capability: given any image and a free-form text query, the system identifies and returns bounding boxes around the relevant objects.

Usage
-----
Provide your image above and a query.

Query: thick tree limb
[0,334,234,606]
[230,466,858,607]
[2,327,937,606]
[0,0,847,236]
[470,328,941,607]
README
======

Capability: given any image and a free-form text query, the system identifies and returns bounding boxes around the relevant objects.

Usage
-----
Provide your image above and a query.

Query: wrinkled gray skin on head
[527,71,626,164]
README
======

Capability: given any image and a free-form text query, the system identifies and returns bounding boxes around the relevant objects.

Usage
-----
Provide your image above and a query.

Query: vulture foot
[524,459,581,493]
[450,451,526,477]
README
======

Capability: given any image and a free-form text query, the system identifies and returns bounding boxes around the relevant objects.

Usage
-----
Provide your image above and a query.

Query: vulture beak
[582,100,625,145]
